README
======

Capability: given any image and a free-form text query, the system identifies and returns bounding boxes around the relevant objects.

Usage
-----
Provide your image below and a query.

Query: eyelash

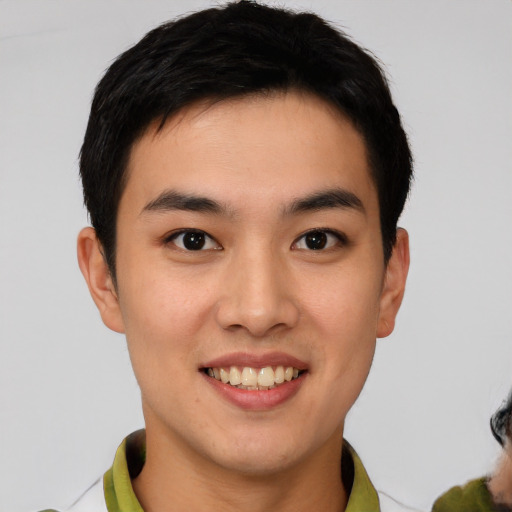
[163,228,348,252]
[164,229,221,251]
[292,229,348,251]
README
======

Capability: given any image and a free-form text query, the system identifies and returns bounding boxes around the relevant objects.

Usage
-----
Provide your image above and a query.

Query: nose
[215,248,300,338]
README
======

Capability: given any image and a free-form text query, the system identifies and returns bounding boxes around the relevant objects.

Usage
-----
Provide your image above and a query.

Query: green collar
[346,443,381,511]
[104,431,145,512]
[103,430,380,512]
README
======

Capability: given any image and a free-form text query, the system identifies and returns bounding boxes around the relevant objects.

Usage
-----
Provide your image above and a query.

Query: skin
[488,440,512,507]
[78,91,409,512]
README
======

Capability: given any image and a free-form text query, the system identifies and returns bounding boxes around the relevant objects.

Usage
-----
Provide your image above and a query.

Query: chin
[203,429,317,477]
[213,449,299,477]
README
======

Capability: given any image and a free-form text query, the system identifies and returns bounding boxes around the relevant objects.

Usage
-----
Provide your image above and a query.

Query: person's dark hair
[80,0,413,277]
[491,389,512,446]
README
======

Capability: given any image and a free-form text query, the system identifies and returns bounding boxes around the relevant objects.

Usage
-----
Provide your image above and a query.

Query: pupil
[306,231,327,250]
[183,232,205,250]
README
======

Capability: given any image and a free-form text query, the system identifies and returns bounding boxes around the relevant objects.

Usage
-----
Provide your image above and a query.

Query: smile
[205,366,303,390]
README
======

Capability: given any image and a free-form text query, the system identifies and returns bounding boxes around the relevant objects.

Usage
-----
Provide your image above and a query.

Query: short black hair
[80,0,413,276]
[491,389,512,446]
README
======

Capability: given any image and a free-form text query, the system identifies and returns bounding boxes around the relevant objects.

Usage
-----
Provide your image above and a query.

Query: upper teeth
[207,366,300,390]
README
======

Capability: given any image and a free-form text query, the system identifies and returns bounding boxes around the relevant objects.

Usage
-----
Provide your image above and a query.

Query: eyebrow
[141,187,365,218]
[141,190,225,215]
[284,188,365,216]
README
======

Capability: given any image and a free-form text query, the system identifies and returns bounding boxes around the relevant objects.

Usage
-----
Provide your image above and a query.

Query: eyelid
[292,228,348,250]
[164,229,222,251]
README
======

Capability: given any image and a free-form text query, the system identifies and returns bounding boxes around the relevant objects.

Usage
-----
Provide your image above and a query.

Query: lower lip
[202,372,306,410]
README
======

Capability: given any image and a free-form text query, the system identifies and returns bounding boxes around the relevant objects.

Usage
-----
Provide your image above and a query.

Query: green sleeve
[432,477,496,512]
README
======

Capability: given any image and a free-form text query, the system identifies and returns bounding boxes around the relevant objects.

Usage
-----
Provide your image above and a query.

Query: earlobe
[377,228,410,338]
[77,227,125,333]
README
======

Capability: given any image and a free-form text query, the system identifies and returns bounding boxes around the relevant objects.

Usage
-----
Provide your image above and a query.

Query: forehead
[122,91,377,216]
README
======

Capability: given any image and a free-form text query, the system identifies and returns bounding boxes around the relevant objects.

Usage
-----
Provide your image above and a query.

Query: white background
[1,1,511,511]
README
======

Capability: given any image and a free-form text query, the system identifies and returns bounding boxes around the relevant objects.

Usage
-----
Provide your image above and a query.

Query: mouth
[203,365,305,391]
[200,353,308,409]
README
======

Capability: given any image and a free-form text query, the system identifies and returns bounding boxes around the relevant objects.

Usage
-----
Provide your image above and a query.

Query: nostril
[214,283,300,336]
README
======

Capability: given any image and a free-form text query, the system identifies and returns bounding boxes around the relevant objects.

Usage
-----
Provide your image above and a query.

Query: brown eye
[182,232,206,250]
[304,231,328,250]
[169,230,220,251]
[293,230,345,251]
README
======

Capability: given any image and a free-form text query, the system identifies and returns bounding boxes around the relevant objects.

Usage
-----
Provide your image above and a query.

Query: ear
[377,228,410,338]
[77,227,125,333]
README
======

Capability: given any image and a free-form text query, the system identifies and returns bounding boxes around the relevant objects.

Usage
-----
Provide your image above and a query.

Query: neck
[488,443,512,507]
[132,423,348,512]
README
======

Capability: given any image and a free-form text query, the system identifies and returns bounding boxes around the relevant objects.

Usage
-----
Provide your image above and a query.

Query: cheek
[118,280,212,412]
[303,266,383,338]
[115,267,218,389]
[309,276,379,425]
[301,264,381,398]
[118,259,214,335]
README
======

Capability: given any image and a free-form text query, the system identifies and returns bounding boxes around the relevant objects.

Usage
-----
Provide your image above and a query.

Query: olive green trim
[345,443,380,512]
[103,435,144,512]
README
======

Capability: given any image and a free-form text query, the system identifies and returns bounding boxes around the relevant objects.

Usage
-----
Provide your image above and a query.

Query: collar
[103,430,380,512]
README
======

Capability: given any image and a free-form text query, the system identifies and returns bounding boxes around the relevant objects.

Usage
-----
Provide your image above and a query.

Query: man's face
[89,92,407,475]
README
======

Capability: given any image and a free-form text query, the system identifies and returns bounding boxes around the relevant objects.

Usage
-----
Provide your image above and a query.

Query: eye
[167,230,221,251]
[293,229,346,251]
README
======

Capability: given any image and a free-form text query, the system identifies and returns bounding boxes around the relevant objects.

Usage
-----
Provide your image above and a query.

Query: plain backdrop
[1,1,511,511]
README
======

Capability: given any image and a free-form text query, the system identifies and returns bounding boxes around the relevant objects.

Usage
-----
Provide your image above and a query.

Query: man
[57,1,413,510]
[433,390,512,512]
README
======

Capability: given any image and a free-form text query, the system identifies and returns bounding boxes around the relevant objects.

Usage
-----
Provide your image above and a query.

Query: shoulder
[432,477,495,512]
